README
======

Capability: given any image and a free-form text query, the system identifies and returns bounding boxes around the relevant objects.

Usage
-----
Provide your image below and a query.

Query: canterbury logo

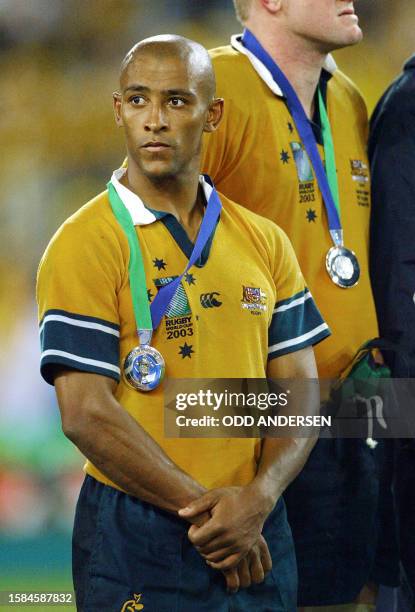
[200,292,222,308]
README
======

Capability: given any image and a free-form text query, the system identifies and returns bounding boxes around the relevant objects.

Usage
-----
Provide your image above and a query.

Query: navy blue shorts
[72,476,297,611]
[283,438,396,606]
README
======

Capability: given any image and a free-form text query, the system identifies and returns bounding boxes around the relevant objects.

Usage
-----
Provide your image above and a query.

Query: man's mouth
[338,7,355,16]
[141,141,171,151]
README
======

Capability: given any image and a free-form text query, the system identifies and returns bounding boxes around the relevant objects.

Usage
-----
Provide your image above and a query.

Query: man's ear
[113,92,123,127]
[260,0,282,15]
[203,98,224,133]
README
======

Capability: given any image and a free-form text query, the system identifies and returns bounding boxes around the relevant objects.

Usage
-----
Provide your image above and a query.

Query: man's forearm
[250,436,316,514]
[73,402,206,511]
[55,372,206,513]
[256,347,320,512]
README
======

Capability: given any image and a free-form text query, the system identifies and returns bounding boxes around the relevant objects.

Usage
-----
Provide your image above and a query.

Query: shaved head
[120,35,216,105]
[113,33,223,184]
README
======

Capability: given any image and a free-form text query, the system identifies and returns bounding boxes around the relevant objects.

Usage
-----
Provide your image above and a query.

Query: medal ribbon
[318,89,340,220]
[107,176,222,340]
[241,29,343,247]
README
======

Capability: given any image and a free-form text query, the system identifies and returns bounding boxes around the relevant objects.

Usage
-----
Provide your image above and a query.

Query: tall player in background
[201,1,397,610]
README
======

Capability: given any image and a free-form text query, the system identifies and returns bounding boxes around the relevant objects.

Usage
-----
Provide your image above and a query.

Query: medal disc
[326,246,360,288]
[123,345,165,391]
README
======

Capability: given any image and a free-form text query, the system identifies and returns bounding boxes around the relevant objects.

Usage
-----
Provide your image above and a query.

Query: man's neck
[121,164,204,241]
[245,23,327,119]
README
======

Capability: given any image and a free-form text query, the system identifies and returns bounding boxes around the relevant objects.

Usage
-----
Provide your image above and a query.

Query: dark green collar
[146,205,219,268]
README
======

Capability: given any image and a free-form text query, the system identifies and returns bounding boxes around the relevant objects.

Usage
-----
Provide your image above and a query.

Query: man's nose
[144,103,168,132]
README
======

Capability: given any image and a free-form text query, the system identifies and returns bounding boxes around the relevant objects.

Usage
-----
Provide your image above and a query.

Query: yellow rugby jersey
[37,171,329,490]
[201,35,378,378]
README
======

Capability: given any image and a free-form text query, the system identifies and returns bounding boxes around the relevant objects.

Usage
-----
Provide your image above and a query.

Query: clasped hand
[179,486,273,592]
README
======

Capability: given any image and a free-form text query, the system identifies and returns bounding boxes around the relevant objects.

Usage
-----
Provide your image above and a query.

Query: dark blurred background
[1,1,413,605]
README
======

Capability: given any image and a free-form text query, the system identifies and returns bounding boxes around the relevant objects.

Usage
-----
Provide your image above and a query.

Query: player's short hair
[233,0,252,23]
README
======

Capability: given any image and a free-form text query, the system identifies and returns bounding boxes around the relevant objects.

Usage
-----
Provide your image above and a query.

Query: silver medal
[326,245,360,288]
[123,344,165,391]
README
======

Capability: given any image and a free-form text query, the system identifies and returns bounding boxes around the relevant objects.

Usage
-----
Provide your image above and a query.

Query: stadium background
[0,1,413,608]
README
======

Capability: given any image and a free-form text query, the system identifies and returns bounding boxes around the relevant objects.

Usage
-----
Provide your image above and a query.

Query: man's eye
[130,95,145,105]
[169,98,185,107]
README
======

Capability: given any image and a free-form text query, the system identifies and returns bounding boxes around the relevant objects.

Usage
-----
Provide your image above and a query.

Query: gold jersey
[37,171,329,490]
[202,35,378,378]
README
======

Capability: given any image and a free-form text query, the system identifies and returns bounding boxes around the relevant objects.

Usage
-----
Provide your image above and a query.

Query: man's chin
[347,25,363,44]
[140,163,176,181]
[323,28,362,53]
[340,25,363,47]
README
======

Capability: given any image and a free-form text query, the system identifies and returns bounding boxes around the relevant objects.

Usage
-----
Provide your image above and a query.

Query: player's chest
[132,226,275,354]
[255,102,370,220]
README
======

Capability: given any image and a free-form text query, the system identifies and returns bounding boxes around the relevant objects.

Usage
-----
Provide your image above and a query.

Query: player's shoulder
[218,190,290,249]
[209,43,243,65]
[209,44,257,89]
[62,189,117,229]
[42,190,124,260]
[329,67,367,110]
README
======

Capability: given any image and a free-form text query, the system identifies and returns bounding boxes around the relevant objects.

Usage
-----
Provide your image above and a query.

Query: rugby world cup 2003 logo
[121,593,144,611]
[241,286,267,315]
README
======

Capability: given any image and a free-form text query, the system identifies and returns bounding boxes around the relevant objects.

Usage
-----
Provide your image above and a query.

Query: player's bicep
[266,346,317,379]
[266,348,320,428]
[54,369,117,437]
